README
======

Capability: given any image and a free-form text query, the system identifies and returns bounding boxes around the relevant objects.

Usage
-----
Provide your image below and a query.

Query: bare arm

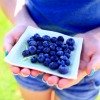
[0,0,37,27]
[2,0,41,77]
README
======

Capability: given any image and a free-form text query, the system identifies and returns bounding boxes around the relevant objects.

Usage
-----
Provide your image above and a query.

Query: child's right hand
[4,24,43,77]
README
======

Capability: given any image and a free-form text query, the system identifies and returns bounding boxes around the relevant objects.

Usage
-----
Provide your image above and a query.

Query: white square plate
[5,26,83,79]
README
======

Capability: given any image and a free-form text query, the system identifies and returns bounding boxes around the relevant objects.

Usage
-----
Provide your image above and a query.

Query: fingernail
[42,78,46,83]
[88,68,95,76]
[46,80,55,86]
[30,75,37,78]
[30,72,39,78]
[5,51,8,56]
[30,71,39,77]
[20,74,29,77]
[13,73,19,75]
[38,72,43,75]
[20,73,29,77]
[47,82,54,86]
[56,85,63,90]
[31,75,38,78]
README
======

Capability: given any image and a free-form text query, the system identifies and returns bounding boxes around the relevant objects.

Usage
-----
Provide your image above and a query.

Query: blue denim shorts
[15,70,100,100]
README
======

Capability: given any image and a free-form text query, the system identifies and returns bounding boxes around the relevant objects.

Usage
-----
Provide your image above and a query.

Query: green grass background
[0,10,100,100]
[0,10,23,100]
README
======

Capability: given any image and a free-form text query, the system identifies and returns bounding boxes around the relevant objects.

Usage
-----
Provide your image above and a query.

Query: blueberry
[56,47,62,51]
[50,43,57,50]
[56,51,63,56]
[64,49,71,54]
[37,54,45,63]
[57,36,64,42]
[44,54,49,58]
[60,56,68,61]
[68,46,74,51]
[44,58,51,66]
[37,41,43,46]
[62,44,68,50]
[58,60,65,66]
[28,46,36,55]
[49,62,59,70]
[39,53,44,56]
[37,46,44,50]
[22,50,30,57]
[58,65,69,74]
[28,40,37,46]
[50,45,55,50]
[37,37,43,41]
[43,41,49,47]
[36,49,42,54]
[50,51,56,56]
[27,39,31,43]
[27,38,34,43]
[61,60,66,65]
[43,47,50,53]
[56,41,63,47]
[50,56,58,61]
[64,52,70,59]
[65,59,70,66]
[66,38,75,46]
[58,60,61,65]
[29,36,34,40]
[33,33,41,41]
[42,35,50,41]
[50,37,57,43]
[31,56,37,63]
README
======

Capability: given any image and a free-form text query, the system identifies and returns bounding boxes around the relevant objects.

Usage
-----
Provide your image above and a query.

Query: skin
[4,26,100,90]
[1,0,100,99]
[1,0,52,100]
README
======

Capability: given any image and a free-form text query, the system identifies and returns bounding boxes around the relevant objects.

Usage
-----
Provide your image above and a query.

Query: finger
[81,45,91,63]
[4,35,15,52]
[38,71,44,75]
[57,70,87,89]
[4,25,26,52]
[11,25,26,41]
[20,68,31,77]
[86,54,100,74]
[30,70,42,77]
[75,34,92,62]
[10,65,21,75]
[81,53,90,63]
[42,74,51,83]
[46,76,59,86]
[79,60,88,70]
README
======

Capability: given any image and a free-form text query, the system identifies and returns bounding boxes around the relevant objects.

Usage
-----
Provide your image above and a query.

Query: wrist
[84,27,100,38]
[16,19,38,28]
[14,5,38,28]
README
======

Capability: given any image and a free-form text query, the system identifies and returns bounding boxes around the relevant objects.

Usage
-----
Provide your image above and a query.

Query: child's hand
[4,24,43,77]
[42,28,100,89]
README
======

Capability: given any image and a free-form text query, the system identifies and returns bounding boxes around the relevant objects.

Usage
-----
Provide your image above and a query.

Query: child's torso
[25,0,100,85]
[26,0,100,34]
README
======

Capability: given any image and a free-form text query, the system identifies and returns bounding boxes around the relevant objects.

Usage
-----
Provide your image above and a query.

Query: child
[1,0,100,100]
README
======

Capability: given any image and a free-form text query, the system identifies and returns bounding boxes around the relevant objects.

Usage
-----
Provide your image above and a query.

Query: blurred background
[0,9,100,100]
[0,9,23,100]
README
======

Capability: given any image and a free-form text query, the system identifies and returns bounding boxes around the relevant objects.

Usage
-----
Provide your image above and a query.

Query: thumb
[86,54,100,74]
[4,35,15,53]
[4,25,27,53]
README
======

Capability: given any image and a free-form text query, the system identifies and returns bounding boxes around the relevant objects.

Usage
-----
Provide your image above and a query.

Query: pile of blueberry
[22,33,75,74]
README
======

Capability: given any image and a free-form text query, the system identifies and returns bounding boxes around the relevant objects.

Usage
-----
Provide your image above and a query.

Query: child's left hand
[42,27,100,89]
